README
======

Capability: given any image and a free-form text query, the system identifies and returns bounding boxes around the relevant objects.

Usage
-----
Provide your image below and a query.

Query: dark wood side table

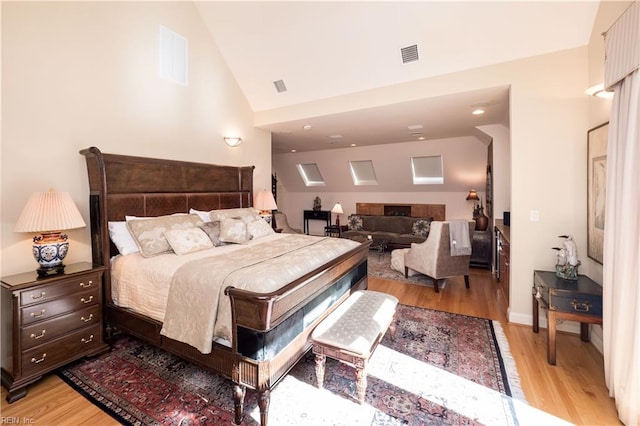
[532,270,603,365]
[1,262,109,402]
[303,210,331,234]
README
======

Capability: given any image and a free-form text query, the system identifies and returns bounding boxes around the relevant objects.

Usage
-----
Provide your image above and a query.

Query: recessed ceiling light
[417,136,426,141]
[303,125,312,131]
[472,109,485,115]
[350,144,357,147]
[290,149,297,153]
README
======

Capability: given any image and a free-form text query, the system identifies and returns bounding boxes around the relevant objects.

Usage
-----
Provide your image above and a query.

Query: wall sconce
[14,189,86,276]
[224,137,242,147]
[585,83,614,99]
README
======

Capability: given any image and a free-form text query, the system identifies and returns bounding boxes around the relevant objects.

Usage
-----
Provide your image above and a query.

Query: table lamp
[14,189,86,277]
[331,202,344,227]
[254,190,278,217]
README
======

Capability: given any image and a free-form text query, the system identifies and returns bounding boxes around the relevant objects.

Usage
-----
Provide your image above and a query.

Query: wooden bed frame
[80,147,369,425]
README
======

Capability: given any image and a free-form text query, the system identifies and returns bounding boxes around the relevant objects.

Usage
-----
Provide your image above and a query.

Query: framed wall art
[587,122,609,264]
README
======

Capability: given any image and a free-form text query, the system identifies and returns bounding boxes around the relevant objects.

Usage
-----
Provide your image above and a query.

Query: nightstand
[1,262,109,402]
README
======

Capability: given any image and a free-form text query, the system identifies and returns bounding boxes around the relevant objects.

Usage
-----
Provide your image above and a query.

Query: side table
[532,270,603,365]
[1,262,109,402]
[303,210,331,234]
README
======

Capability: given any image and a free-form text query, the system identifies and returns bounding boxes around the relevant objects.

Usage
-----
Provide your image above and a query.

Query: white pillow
[219,217,251,244]
[108,221,139,255]
[189,208,212,222]
[248,219,275,239]
[164,227,213,255]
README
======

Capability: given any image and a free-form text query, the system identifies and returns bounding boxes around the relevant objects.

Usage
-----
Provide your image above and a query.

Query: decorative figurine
[313,196,322,211]
[552,235,580,280]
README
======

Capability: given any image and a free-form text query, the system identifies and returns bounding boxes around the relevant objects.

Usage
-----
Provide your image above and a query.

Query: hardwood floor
[1,268,620,425]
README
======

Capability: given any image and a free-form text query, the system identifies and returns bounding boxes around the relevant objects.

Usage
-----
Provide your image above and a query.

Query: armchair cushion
[404,221,475,281]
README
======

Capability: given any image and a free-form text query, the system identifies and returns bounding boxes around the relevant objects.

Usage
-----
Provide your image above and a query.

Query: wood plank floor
[1,268,621,425]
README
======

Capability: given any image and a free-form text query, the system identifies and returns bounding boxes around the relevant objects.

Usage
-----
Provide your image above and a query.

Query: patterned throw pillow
[248,219,275,239]
[210,208,260,224]
[219,217,251,244]
[199,221,226,247]
[411,219,432,237]
[164,227,213,255]
[347,215,364,231]
[126,214,203,257]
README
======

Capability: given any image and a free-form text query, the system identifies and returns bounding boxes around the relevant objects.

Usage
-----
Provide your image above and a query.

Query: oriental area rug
[57,306,534,426]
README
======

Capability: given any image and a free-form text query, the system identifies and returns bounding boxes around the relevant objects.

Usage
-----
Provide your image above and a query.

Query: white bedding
[110,233,360,353]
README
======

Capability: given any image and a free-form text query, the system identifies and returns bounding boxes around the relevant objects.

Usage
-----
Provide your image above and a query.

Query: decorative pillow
[411,219,432,237]
[199,221,226,247]
[164,227,213,255]
[189,208,212,222]
[210,208,260,224]
[108,221,139,255]
[347,215,364,231]
[126,213,203,257]
[248,219,275,239]
[219,217,251,244]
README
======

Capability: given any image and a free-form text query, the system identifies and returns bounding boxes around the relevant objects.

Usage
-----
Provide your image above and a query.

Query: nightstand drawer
[21,324,102,377]
[21,305,101,350]
[19,272,101,307]
[21,287,100,325]
[550,293,603,317]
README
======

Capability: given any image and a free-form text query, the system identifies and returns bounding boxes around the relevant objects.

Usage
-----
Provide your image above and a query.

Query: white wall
[265,46,590,326]
[1,2,271,276]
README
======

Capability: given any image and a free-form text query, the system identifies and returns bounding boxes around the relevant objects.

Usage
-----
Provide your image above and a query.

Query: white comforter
[111,233,360,354]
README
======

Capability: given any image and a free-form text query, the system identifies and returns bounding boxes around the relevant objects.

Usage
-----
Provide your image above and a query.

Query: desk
[532,270,603,365]
[304,210,331,234]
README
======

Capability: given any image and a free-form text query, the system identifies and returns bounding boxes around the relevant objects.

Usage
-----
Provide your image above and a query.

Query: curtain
[603,68,640,426]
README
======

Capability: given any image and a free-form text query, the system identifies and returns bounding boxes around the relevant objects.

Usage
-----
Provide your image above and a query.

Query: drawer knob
[79,281,93,288]
[30,291,46,300]
[80,296,94,304]
[81,335,94,344]
[571,300,591,312]
[30,309,46,318]
[30,330,46,340]
[31,354,47,364]
[81,314,94,323]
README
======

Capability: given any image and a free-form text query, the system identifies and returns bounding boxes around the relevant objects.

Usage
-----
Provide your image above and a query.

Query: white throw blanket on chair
[450,220,472,256]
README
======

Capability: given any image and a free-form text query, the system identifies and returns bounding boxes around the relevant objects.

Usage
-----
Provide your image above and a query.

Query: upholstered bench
[310,290,399,403]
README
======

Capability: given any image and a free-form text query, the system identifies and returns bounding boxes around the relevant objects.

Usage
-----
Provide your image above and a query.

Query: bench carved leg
[232,384,246,425]
[258,389,270,426]
[314,353,326,388]
[464,274,470,289]
[355,361,367,404]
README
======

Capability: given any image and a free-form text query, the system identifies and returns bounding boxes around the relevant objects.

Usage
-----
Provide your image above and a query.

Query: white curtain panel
[603,68,640,426]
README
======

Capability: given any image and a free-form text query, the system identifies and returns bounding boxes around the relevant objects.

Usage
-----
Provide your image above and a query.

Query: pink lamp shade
[15,190,86,276]
[254,190,278,215]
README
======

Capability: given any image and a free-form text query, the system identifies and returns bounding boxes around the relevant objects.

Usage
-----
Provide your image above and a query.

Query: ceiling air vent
[401,44,419,64]
[273,79,288,93]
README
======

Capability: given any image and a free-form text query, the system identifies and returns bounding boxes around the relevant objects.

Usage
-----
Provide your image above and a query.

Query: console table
[532,270,603,365]
[303,210,331,234]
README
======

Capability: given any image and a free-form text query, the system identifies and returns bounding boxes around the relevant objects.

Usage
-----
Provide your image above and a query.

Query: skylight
[411,156,444,185]
[296,163,325,186]
[349,160,378,186]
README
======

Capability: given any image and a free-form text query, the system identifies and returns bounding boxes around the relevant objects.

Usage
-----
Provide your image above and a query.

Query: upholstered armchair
[272,211,302,234]
[402,220,475,293]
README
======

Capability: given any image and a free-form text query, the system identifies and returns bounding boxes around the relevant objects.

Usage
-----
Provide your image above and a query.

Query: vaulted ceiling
[195,1,599,153]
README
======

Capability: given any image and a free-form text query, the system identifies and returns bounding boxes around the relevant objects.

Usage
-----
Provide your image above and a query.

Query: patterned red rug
[57,305,525,425]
